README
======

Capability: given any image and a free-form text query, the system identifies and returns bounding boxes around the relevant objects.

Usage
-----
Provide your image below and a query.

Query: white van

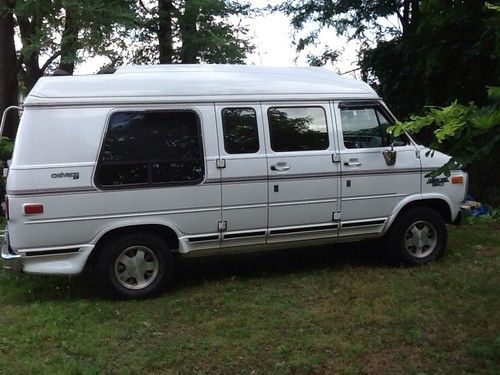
[1,65,466,298]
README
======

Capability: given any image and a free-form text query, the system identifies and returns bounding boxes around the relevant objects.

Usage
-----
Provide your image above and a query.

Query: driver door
[333,101,421,237]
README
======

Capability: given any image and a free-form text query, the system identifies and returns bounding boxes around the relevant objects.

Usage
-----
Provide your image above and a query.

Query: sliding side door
[262,102,341,244]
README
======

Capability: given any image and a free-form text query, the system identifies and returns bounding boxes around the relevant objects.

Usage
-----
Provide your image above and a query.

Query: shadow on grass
[1,240,390,303]
[172,240,389,288]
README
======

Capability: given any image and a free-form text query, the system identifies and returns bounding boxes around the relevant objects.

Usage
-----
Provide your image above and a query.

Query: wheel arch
[385,194,453,234]
[85,223,180,271]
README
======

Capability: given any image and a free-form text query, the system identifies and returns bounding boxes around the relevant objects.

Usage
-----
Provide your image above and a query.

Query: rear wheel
[95,233,173,299]
[387,207,447,265]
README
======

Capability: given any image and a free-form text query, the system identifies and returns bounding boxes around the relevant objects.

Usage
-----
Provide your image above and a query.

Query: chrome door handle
[344,159,361,167]
[270,162,290,172]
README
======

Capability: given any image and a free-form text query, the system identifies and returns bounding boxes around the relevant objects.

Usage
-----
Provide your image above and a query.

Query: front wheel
[95,233,173,299]
[387,207,447,265]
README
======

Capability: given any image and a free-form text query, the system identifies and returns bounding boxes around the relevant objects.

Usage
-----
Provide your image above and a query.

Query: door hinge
[332,154,341,163]
[216,159,226,168]
[218,220,227,232]
[332,212,342,221]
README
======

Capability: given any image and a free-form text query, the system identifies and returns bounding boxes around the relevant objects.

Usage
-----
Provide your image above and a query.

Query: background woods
[279,0,499,118]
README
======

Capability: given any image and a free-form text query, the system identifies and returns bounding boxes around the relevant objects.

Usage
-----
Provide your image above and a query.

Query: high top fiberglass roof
[25,64,379,106]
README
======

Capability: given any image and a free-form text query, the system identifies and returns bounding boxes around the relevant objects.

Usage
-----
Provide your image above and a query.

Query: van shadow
[171,240,390,289]
[6,240,390,303]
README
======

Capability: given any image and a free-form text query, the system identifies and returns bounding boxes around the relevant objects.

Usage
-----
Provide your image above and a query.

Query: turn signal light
[24,204,44,215]
[451,176,464,185]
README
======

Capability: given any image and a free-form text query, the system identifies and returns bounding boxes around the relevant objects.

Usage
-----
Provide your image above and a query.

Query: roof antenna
[52,68,70,76]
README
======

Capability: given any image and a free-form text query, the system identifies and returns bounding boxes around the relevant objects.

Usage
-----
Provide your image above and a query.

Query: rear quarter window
[95,110,204,188]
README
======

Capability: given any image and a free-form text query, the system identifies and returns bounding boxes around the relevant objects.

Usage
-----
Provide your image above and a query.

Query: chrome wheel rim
[404,220,437,258]
[114,246,159,290]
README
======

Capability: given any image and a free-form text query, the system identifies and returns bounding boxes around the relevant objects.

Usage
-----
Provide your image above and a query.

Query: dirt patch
[361,346,424,374]
[474,245,498,258]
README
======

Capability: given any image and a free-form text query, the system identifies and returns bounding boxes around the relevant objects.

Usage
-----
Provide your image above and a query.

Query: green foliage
[0,137,13,164]
[110,0,255,66]
[388,87,500,177]
[11,0,136,86]
[361,1,499,119]
[279,1,499,119]
[278,0,402,42]
[0,137,13,192]
[465,208,499,225]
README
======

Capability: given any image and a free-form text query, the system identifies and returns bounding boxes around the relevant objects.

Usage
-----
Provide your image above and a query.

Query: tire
[387,207,447,265]
[94,232,173,299]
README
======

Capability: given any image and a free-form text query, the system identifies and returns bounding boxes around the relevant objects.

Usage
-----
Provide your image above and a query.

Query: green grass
[0,222,498,374]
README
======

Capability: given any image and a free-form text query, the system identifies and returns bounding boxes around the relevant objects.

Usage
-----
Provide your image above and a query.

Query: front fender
[382,193,454,234]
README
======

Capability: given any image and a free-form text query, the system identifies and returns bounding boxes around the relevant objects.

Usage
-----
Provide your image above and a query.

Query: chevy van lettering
[51,172,80,180]
[426,177,448,186]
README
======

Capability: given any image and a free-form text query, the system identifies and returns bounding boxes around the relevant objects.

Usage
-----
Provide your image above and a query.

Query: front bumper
[1,231,22,272]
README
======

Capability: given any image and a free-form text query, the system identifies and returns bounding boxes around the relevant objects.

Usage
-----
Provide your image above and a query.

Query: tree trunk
[0,0,19,139]
[17,15,43,91]
[158,0,174,63]
[59,6,79,74]
[401,0,410,35]
[179,0,199,64]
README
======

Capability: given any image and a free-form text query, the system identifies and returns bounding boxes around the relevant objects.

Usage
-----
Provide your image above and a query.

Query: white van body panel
[419,148,465,222]
[2,65,467,275]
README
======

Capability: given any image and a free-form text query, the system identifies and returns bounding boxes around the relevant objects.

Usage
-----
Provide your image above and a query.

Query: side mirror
[383,145,397,166]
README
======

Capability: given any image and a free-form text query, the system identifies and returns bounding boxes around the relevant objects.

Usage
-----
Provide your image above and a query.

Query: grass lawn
[0,221,498,374]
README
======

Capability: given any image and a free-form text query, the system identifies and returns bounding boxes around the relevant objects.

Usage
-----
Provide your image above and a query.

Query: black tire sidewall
[95,233,173,299]
[389,207,447,265]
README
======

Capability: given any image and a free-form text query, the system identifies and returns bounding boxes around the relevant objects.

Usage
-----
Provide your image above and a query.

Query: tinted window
[96,111,204,187]
[341,107,408,149]
[222,108,259,154]
[376,110,409,147]
[267,107,329,152]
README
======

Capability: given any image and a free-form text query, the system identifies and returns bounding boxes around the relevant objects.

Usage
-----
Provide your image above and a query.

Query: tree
[389,86,500,203]
[278,1,418,68]
[278,1,499,118]
[0,0,18,139]
[0,0,135,138]
[361,1,498,118]
[116,0,254,65]
[15,0,135,86]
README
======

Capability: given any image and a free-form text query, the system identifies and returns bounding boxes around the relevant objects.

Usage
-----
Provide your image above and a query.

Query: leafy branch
[388,87,500,177]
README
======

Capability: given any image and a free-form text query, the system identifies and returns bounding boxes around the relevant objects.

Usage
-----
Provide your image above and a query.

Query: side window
[96,110,204,188]
[221,108,259,154]
[267,107,329,152]
[340,107,407,149]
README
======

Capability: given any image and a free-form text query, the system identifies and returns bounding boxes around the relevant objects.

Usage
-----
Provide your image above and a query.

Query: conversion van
[1,65,467,298]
